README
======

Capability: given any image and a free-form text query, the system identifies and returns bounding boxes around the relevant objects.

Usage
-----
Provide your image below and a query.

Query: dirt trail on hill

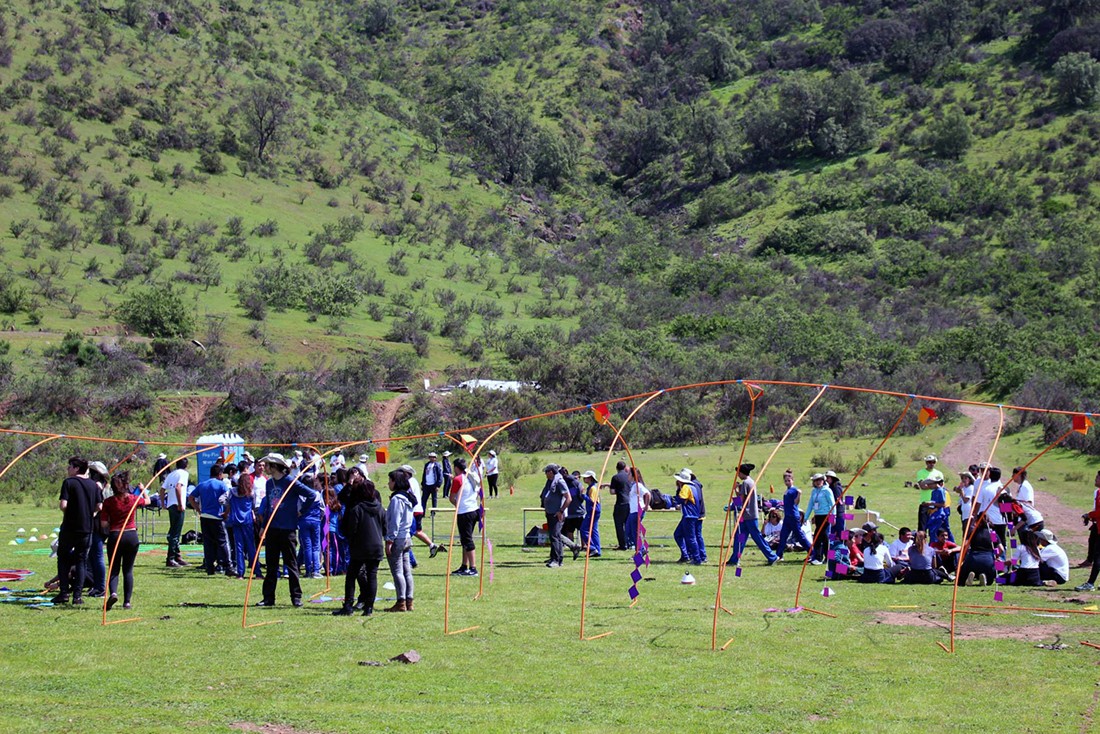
[372,394,409,442]
[942,404,1088,554]
[157,396,225,440]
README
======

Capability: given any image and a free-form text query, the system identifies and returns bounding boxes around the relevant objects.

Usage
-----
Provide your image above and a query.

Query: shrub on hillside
[117,287,194,338]
[1053,51,1100,107]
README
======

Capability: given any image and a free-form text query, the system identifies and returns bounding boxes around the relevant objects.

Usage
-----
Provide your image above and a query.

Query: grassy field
[1,420,1099,732]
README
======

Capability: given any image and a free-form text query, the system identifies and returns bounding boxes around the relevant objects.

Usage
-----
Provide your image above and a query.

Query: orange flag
[592,403,610,425]
[1073,415,1093,435]
[459,433,478,450]
[918,407,938,426]
[375,447,389,464]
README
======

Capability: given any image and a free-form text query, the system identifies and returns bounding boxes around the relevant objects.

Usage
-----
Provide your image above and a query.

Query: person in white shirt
[160,458,190,568]
[330,452,346,473]
[1011,529,1043,586]
[859,532,896,583]
[974,467,1007,546]
[356,454,371,480]
[400,464,440,563]
[888,528,913,565]
[1013,467,1035,507]
[1035,529,1069,586]
[449,457,481,577]
[955,471,976,528]
[485,450,500,498]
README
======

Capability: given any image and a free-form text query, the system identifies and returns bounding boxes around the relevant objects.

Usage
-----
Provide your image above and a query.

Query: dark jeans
[487,474,499,497]
[917,503,931,531]
[344,557,380,612]
[88,527,107,595]
[199,517,231,574]
[424,484,440,509]
[262,528,301,604]
[811,515,830,562]
[546,513,565,564]
[777,516,811,558]
[562,516,584,545]
[613,504,630,549]
[1040,563,1067,584]
[166,505,185,560]
[107,529,140,603]
[57,530,91,599]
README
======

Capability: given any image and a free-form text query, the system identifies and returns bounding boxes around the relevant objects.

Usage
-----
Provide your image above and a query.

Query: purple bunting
[735,566,742,577]
[628,585,639,600]
[630,569,642,583]
[844,495,854,506]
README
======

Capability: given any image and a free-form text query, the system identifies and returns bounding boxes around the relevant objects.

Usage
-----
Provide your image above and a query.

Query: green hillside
[0,0,1099,452]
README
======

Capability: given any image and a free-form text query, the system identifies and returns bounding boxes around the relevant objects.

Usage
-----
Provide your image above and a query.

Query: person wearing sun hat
[356,454,371,479]
[672,470,703,565]
[916,454,944,531]
[1034,529,1068,586]
[805,473,835,565]
[255,453,316,608]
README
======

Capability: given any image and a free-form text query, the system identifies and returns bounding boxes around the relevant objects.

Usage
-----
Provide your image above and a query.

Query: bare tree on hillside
[239,81,291,163]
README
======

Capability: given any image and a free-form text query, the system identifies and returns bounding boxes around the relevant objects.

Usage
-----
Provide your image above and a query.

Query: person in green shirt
[915,454,944,531]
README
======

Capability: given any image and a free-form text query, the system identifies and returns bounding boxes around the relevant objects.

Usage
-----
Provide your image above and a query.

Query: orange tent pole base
[801,607,837,619]
[244,620,283,629]
[936,641,952,653]
[447,626,480,635]
[103,617,142,626]
[719,638,735,651]
[962,604,1100,615]
[1080,641,1100,650]
[583,631,615,641]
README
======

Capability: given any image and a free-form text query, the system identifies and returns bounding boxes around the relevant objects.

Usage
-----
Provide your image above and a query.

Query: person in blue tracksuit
[256,453,316,608]
[297,477,325,578]
[189,464,232,576]
[580,470,601,556]
[225,470,256,578]
[924,476,953,543]
[776,469,812,560]
[690,471,707,563]
[672,470,702,564]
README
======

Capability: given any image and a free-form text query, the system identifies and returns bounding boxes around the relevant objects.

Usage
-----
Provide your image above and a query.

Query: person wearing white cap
[356,454,371,480]
[329,451,346,473]
[672,470,703,565]
[153,453,169,477]
[421,452,443,508]
[485,450,500,498]
[915,454,944,531]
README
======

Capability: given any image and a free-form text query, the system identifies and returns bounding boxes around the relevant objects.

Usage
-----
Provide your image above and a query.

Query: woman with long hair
[226,467,256,578]
[99,471,149,610]
[334,479,385,616]
[385,470,416,611]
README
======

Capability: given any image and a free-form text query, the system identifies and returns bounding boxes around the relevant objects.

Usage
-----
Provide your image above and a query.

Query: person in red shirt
[931,527,961,579]
[99,471,149,610]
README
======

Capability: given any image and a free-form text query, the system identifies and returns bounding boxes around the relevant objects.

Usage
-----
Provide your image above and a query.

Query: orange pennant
[1073,415,1093,435]
[918,407,938,426]
[592,403,610,425]
[374,447,389,464]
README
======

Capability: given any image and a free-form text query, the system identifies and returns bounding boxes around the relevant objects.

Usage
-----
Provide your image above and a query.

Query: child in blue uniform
[226,473,256,578]
[672,470,703,564]
[777,469,812,560]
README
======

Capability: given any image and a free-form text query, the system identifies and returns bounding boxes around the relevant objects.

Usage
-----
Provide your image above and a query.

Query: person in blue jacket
[188,464,232,576]
[297,477,325,579]
[255,453,316,608]
[776,469,812,561]
[580,470,601,557]
[225,470,256,578]
[672,470,703,565]
[690,470,707,563]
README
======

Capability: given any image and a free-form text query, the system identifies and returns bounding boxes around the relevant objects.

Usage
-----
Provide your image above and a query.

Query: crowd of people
[50,447,499,613]
[48,444,1099,612]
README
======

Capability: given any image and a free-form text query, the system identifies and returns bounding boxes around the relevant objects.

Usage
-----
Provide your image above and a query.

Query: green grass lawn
[2,421,1100,732]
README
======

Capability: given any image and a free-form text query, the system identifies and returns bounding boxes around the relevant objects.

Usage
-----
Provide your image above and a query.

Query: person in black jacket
[333,478,386,617]
[607,461,631,551]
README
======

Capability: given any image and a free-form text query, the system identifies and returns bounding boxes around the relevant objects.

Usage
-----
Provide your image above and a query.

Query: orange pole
[579,391,665,640]
[0,433,65,482]
[711,383,763,647]
[793,397,913,607]
[102,445,209,625]
[711,384,828,650]
[109,445,143,475]
[462,420,517,602]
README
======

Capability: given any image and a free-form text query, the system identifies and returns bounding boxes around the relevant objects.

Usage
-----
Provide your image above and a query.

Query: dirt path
[372,394,409,442]
[942,404,1088,553]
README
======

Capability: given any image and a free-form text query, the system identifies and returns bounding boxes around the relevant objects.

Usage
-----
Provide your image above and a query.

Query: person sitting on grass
[888,527,913,567]
[931,528,960,578]
[902,531,942,584]
[1036,529,1069,587]
[961,523,998,587]
[843,528,864,578]
[858,532,897,584]
[762,508,783,552]
[1009,528,1044,586]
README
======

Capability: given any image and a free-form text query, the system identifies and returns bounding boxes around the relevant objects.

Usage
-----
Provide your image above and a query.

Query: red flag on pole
[1073,415,1093,435]
[593,403,610,425]
[918,407,938,426]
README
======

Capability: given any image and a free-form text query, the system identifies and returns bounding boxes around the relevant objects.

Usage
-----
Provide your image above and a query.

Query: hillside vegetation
[0,0,1099,455]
